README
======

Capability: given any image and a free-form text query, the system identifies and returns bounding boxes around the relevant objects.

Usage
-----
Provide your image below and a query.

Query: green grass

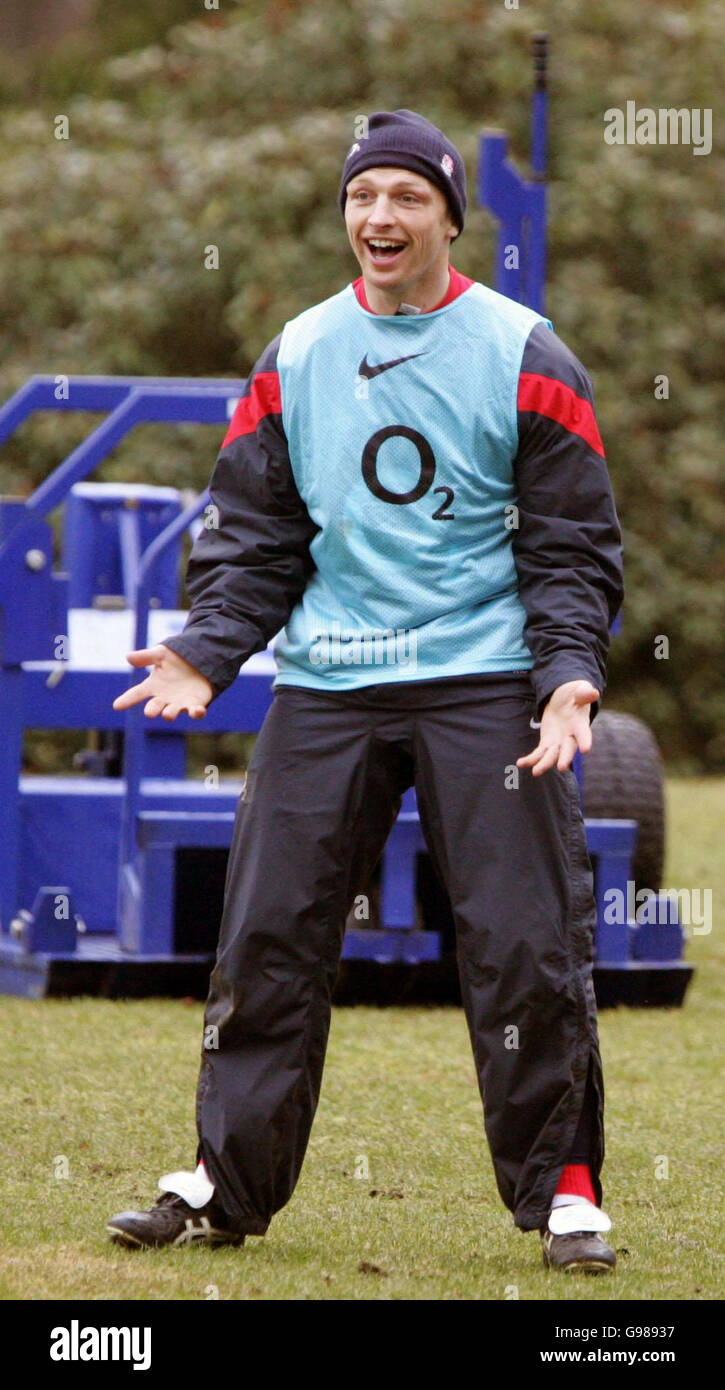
[1,777,723,1301]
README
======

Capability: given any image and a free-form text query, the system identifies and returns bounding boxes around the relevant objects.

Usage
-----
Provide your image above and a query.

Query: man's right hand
[112,645,214,720]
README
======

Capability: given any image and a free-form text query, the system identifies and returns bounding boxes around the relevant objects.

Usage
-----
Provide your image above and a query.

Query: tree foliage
[0,0,722,768]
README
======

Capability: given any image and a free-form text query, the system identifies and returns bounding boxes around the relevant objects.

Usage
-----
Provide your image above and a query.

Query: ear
[444,207,460,240]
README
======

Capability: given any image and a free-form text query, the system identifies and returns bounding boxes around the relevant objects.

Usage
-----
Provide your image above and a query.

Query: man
[107,110,624,1274]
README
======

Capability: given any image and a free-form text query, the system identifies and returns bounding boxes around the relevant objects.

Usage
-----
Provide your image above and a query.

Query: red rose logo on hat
[440,153,454,177]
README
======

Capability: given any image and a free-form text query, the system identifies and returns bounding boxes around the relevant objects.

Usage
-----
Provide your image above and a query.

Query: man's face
[344,166,458,295]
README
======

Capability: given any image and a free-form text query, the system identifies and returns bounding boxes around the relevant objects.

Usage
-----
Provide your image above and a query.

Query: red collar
[353,265,474,314]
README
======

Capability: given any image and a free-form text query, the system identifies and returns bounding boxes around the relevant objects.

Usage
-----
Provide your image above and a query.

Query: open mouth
[364,238,407,265]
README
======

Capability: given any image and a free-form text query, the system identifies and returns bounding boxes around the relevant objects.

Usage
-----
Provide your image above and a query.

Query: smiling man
[345,163,457,312]
[107,110,624,1274]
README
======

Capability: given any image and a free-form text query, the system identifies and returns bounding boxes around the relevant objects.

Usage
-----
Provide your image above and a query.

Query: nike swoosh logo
[358,351,427,380]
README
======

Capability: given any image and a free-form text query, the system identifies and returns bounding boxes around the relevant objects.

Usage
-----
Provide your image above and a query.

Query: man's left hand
[516,680,600,778]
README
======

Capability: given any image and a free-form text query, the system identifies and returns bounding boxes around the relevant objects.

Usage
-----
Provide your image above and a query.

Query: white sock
[547,1196,612,1235]
[158,1161,215,1210]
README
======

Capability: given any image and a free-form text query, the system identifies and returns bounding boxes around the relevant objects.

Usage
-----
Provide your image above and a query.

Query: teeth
[368,239,404,249]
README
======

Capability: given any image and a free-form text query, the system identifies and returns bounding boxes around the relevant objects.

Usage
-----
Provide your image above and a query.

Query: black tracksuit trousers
[194,672,605,1236]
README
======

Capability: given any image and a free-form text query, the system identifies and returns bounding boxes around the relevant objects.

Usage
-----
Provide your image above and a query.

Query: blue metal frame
[0,377,242,952]
[477,32,548,313]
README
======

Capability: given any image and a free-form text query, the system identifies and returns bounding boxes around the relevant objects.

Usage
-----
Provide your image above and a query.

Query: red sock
[555,1163,596,1204]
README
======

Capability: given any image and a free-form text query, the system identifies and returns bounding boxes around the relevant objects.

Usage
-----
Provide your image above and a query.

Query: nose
[364,194,396,227]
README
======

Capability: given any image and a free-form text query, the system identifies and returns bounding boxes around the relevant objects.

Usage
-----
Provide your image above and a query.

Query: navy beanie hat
[338,109,467,238]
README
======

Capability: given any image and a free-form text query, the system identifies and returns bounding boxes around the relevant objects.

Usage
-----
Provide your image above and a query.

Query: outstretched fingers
[516,737,551,770]
[556,733,580,772]
[529,744,561,777]
[160,703,208,721]
[113,688,208,721]
[112,681,150,711]
[516,734,579,777]
[143,696,169,718]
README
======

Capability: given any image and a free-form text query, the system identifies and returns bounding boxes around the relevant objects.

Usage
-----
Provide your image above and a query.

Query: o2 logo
[361,425,455,520]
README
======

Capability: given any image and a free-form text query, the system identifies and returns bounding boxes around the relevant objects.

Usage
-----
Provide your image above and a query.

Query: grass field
[1,777,723,1301]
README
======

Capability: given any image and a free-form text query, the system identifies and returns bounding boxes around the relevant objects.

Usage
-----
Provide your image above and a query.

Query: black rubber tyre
[581,710,665,896]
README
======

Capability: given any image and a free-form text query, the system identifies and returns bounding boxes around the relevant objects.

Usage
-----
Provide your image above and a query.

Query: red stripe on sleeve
[518,372,605,458]
[222,371,282,447]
